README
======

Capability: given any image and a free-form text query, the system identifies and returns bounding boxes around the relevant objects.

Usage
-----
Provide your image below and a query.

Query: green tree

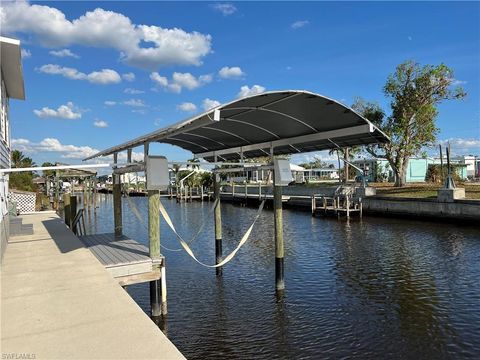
[299,155,328,169]
[10,150,36,191]
[41,162,55,177]
[353,61,466,187]
[11,150,35,168]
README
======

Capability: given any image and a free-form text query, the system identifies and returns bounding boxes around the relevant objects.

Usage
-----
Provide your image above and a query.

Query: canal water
[84,194,480,360]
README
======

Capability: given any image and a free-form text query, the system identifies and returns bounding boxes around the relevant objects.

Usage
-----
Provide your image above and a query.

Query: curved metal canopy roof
[84,90,389,162]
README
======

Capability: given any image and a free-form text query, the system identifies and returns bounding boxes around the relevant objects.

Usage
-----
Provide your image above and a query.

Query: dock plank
[79,233,162,278]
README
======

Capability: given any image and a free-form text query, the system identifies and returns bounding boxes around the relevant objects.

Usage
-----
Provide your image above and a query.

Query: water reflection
[84,196,480,360]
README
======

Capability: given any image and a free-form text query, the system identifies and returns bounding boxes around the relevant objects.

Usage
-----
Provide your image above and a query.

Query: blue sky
[3,1,479,166]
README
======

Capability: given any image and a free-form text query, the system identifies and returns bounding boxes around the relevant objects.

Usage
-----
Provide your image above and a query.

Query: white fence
[9,190,36,214]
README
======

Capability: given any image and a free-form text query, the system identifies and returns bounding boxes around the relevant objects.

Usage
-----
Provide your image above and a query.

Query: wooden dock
[1,212,185,359]
[79,233,163,286]
[311,194,362,218]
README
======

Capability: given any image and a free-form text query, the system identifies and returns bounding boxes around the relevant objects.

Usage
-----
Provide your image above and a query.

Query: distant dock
[1,212,185,359]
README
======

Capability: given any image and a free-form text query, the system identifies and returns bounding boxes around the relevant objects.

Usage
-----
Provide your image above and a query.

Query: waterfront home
[353,157,468,183]
[225,163,307,183]
[303,167,340,182]
[0,36,25,261]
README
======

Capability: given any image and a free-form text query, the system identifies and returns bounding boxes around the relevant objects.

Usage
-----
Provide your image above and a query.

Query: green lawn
[372,183,480,200]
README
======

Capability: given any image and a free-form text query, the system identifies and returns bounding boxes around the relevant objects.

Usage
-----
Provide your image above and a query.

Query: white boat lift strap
[159,198,266,268]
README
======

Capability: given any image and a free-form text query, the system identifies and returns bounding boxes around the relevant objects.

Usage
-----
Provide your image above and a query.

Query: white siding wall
[1,76,11,260]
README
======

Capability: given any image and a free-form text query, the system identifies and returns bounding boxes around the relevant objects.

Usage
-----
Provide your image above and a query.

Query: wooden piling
[113,153,122,237]
[148,190,162,317]
[63,194,71,227]
[70,195,77,233]
[274,184,285,291]
[214,173,222,276]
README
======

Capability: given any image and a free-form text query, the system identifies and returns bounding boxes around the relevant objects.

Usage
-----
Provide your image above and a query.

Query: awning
[84,90,389,162]
[0,36,25,100]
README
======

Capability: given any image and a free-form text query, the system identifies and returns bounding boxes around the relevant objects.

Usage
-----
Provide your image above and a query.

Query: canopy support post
[214,154,223,276]
[143,143,163,317]
[113,153,122,237]
[273,168,285,294]
[271,147,285,295]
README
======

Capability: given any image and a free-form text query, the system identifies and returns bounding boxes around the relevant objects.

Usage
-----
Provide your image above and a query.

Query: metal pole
[214,155,223,276]
[113,153,122,237]
[274,178,285,292]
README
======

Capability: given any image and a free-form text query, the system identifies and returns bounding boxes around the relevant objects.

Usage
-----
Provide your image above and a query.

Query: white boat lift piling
[83,90,390,299]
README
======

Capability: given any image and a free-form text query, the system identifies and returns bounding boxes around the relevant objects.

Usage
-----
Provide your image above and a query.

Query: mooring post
[63,194,71,227]
[245,182,248,204]
[214,156,223,276]
[274,177,285,292]
[70,195,77,227]
[144,143,164,317]
[148,188,162,317]
[113,153,122,237]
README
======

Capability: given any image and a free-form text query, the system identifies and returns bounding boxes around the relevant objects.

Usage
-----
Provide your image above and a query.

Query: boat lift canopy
[84,90,389,162]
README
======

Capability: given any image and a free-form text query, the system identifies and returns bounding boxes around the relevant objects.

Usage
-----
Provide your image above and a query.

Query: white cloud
[202,98,221,111]
[38,64,121,84]
[150,71,212,93]
[123,99,146,107]
[292,151,339,165]
[49,48,79,58]
[124,88,144,94]
[439,138,480,150]
[12,137,99,159]
[150,72,168,87]
[104,100,116,106]
[450,79,467,86]
[21,48,31,58]
[93,119,108,128]
[87,69,122,84]
[1,1,212,69]
[237,85,266,98]
[12,137,143,161]
[291,20,309,29]
[218,66,245,79]
[177,102,197,112]
[122,72,135,82]
[211,3,237,16]
[33,101,81,119]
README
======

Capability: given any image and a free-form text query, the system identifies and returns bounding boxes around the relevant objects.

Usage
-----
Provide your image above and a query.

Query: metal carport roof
[84,90,389,162]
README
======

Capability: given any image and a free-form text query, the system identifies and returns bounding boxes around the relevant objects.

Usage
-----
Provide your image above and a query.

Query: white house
[226,163,306,183]
[1,36,26,261]
[303,168,339,182]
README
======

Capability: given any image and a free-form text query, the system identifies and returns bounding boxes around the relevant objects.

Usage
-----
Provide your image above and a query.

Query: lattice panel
[9,191,36,214]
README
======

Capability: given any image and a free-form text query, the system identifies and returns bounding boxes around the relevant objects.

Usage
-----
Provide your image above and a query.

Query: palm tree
[11,150,36,168]
[328,147,361,183]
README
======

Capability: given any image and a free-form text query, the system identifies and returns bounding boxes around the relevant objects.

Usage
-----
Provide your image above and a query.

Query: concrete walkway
[1,212,186,360]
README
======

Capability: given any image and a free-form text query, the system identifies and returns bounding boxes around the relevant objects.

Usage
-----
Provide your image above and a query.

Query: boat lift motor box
[146,156,170,190]
[274,158,293,186]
